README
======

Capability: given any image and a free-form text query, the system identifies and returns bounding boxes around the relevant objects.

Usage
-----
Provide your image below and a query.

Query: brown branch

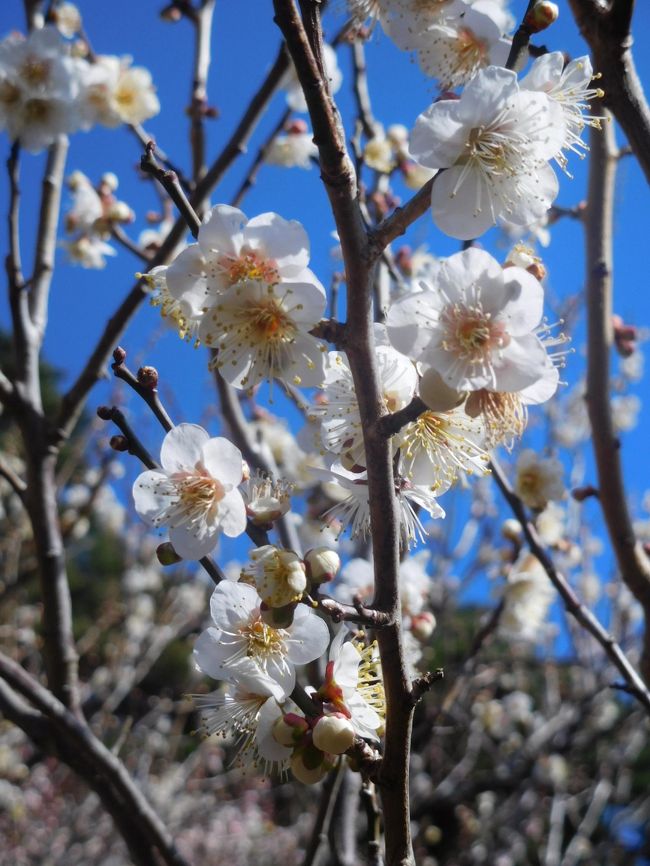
[377,396,427,439]
[188,0,216,187]
[111,352,174,432]
[0,453,27,500]
[273,3,414,863]
[140,141,202,238]
[490,457,650,713]
[568,0,650,184]
[110,225,152,263]
[302,761,346,866]
[583,104,650,681]
[369,177,435,259]
[505,0,537,72]
[29,137,68,342]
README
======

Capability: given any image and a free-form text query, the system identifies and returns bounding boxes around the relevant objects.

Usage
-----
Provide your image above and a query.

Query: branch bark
[583,104,650,681]
[273,3,416,863]
[568,0,650,184]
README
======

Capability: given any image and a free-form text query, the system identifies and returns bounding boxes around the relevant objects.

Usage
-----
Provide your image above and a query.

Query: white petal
[216,488,248,538]
[198,205,246,257]
[287,606,330,664]
[243,212,310,277]
[160,423,210,473]
[200,437,244,486]
[170,522,219,559]
[132,470,173,526]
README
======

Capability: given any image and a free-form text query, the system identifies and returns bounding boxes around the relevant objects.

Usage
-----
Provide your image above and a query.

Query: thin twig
[140,141,202,238]
[490,456,650,713]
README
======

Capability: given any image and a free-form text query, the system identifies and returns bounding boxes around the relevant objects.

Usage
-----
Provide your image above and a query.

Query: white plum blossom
[499,552,556,642]
[0,26,81,151]
[132,424,247,559]
[200,278,326,389]
[311,347,418,468]
[521,52,604,172]
[321,628,384,741]
[315,462,444,546]
[389,0,511,90]
[194,581,329,700]
[387,247,549,392]
[61,234,116,268]
[194,682,292,775]
[398,404,489,492]
[514,449,565,511]
[266,122,318,169]
[79,54,159,128]
[165,205,323,317]
[409,66,566,239]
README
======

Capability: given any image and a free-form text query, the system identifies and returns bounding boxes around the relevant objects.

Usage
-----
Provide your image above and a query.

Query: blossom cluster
[0,22,159,153]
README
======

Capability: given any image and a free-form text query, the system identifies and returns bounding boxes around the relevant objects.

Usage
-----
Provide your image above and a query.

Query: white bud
[304,547,340,585]
[101,172,119,191]
[312,714,355,755]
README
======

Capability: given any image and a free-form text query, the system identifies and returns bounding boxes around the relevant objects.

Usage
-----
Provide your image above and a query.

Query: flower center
[174,470,225,513]
[466,389,527,449]
[23,99,50,123]
[248,299,295,342]
[217,249,280,287]
[449,27,488,82]
[21,57,51,88]
[440,302,509,363]
[240,618,286,661]
[401,411,489,489]
[466,126,513,175]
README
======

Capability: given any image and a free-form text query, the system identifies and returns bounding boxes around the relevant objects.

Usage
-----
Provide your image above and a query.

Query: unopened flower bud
[107,201,133,223]
[613,314,637,358]
[501,518,522,542]
[287,119,308,135]
[156,541,182,565]
[160,4,183,21]
[96,405,112,421]
[411,611,437,641]
[67,170,86,190]
[525,1,559,33]
[272,712,309,747]
[571,485,599,502]
[101,172,119,191]
[312,714,355,755]
[419,368,465,413]
[387,124,409,147]
[304,547,340,585]
[109,435,129,452]
[137,365,159,390]
[53,3,82,38]
[527,261,547,282]
[291,747,333,784]
[112,346,126,365]
[260,600,297,629]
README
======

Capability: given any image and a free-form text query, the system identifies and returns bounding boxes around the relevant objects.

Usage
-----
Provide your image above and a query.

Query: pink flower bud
[411,611,437,641]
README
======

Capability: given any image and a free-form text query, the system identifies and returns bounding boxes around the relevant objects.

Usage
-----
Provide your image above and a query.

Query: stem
[583,105,650,681]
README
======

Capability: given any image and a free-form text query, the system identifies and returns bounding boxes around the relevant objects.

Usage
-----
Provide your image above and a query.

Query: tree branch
[568,0,650,184]
[583,104,650,681]
[490,457,650,713]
